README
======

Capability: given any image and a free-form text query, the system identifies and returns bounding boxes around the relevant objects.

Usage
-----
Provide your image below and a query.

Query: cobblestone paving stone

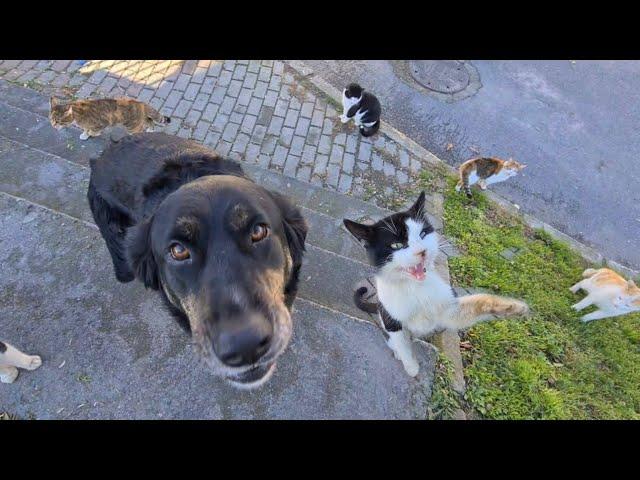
[0,60,431,205]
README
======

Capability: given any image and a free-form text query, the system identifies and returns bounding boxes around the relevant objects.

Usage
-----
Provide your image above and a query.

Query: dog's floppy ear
[126,217,159,290]
[268,191,308,266]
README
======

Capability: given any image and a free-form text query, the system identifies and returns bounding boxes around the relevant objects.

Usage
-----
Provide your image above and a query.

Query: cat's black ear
[343,219,374,245]
[408,191,426,217]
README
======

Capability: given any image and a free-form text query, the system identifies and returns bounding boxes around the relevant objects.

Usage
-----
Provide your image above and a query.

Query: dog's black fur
[87,133,307,387]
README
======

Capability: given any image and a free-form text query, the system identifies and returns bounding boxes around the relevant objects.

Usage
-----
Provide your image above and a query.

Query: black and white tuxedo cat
[340,83,381,137]
[343,192,529,376]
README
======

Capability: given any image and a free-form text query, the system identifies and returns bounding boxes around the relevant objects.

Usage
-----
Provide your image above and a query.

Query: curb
[286,61,639,281]
[286,60,468,419]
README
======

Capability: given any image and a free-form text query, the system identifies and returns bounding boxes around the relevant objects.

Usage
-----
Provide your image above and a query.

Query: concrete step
[0,86,444,321]
[0,134,377,320]
[0,192,435,419]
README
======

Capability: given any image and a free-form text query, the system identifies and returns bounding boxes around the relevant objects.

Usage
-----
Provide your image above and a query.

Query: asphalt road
[304,60,640,271]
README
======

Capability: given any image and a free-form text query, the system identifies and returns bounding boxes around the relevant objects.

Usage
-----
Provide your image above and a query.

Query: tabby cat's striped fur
[49,97,170,140]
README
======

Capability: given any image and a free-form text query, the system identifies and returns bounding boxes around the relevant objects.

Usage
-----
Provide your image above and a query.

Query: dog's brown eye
[251,224,269,243]
[170,243,190,261]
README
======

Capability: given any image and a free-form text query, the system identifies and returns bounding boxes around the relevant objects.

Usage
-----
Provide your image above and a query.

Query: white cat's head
[343,192,439,282]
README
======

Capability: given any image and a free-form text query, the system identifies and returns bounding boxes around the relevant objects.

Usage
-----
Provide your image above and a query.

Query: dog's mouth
[402,260,427,281]
[225,360,277,388]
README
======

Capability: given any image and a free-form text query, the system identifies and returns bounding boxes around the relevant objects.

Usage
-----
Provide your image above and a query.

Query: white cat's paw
[403,359,420,377]
[79,132,89,140]
[0,367,19,384]
[339,115,349,124]
[25,355,42,371]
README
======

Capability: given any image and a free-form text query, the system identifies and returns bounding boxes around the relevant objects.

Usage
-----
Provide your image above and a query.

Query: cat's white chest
[376,273,455,337]
[342,92,360,112]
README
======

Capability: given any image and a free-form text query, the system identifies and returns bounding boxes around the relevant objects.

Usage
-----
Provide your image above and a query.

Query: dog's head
[126,175,307,388]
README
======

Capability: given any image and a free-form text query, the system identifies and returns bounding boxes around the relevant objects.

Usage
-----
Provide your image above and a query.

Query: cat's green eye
[390,242,405,250]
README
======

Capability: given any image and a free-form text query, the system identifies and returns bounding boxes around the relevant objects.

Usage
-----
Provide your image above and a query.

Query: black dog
[87,133,307,388]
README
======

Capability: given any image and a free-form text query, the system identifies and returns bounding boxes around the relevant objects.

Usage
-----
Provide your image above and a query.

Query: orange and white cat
[455,157,526,198]
[0,340,41,383]
[570,268,640,322]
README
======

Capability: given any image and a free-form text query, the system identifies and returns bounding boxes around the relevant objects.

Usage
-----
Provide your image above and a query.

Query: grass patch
[418,171,640,419]
[428,353,463,420]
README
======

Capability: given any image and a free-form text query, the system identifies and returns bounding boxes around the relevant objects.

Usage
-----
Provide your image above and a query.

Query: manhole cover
[408,60,470,94]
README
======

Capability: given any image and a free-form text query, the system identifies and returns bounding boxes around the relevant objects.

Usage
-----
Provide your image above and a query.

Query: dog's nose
[213,314,273,367]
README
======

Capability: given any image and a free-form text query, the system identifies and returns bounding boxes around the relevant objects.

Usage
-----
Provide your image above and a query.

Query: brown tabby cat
[455,157,526,198]
[49,97,171,140]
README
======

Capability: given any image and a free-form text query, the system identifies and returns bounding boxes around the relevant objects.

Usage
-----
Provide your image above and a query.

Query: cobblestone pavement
[0,60,428,204]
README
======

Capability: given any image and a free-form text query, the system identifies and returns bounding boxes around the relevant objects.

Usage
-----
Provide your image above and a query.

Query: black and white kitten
[0,340,42,383]
[343,192,529,376]
[340,83,381,137]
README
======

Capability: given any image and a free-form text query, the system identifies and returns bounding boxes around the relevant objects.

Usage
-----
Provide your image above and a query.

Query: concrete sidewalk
[0,63,452,419]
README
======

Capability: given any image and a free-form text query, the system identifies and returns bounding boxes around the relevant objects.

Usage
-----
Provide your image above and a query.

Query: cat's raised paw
[79,132,89,140]
[26,355,42,370]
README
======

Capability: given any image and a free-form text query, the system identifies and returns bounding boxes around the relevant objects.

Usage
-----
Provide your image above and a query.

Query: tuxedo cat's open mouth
[403,261,426,281]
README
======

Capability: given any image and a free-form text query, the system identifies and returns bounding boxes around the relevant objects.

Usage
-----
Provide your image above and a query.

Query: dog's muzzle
[225,360,277,388]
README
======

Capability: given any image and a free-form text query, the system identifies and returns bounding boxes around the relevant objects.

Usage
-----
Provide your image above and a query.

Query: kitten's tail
[354,286,378,313]
[359,120,380,137]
